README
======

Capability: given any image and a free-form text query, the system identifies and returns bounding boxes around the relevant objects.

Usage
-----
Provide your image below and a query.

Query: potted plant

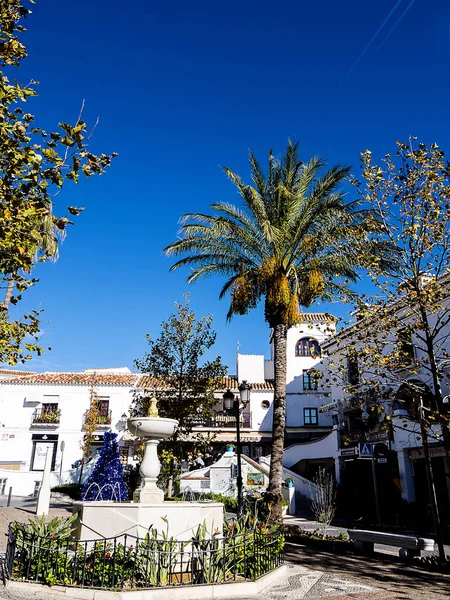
[285,477,294,488]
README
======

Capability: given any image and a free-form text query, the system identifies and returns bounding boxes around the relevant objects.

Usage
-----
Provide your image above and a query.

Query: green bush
[50,483,82,500]
[202,492,239,513]
[10,515,284,589]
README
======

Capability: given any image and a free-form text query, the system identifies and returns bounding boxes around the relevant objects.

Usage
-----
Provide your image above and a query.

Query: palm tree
[2,210,61,310]
[165,140,389,522]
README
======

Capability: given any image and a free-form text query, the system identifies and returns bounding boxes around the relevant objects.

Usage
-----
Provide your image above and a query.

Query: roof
[299,312,338,323]
[0,371,274,391]
[0,372,139,386]
[0,368,36,377]
[136,374,274,391]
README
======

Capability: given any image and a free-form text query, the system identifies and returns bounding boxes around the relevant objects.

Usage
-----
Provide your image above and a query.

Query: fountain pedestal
[127,415,179,505]
[133,439,164,503]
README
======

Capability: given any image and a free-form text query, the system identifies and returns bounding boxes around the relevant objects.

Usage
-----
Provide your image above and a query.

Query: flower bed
[5,517,284,590]
[283,524,353,553]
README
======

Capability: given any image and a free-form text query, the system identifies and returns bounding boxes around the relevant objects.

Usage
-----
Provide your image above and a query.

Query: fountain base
[73,501,224,542]
[133,477,164,504]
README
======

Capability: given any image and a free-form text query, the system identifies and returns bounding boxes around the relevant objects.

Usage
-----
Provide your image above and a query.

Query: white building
[0,312,340,498]
[314,281,450,524]
[0,368,138,496]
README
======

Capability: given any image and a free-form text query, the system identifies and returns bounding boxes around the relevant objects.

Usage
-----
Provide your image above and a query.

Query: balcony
[83,409,112,429]
[188,413,252,429]
[31,408,60,427]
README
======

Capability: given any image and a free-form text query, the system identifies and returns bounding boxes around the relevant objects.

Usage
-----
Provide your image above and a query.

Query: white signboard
[32,442,53,471]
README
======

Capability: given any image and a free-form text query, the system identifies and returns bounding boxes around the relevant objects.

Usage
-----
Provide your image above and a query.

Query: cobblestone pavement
[0,508,448,599]
[0,505,71,551]
[1,549,449,600]
[0,563,375,600]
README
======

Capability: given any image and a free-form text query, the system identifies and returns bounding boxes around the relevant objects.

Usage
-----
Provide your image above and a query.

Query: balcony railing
[83,409,112,427]
[188,413,252,428]
[31,408,61,426]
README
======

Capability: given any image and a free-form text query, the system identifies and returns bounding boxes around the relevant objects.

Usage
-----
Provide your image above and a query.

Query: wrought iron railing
[31,408,61,425]
[83,409,112,426]
[188,413,252,428]
[5,526,283,589]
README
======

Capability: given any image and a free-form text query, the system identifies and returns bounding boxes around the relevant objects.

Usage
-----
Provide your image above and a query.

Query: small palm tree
[165,140,389,522]
[2,209,61,310]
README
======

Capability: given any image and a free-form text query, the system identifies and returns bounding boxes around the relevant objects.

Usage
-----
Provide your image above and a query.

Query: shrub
[9,516,284,588]
[51,484,82,500]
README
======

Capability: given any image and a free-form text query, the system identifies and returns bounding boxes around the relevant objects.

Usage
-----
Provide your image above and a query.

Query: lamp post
[361,407,381,524]
[223,380,251,515]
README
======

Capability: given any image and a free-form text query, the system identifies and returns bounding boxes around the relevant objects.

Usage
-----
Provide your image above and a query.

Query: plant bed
[283,524,353,553]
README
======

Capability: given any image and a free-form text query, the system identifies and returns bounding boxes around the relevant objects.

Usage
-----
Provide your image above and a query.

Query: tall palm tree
[165,140,389,522]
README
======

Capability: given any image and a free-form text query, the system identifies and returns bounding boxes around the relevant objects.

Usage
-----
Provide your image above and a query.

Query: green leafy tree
[0,1,116,364]
[133,295,228,495]
[165,141,391,522]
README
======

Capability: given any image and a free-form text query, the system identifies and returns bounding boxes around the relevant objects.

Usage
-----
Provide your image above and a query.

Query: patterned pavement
[256,563,375,598]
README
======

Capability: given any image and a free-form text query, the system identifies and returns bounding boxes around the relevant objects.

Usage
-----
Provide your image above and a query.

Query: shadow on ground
[286,543,450,600]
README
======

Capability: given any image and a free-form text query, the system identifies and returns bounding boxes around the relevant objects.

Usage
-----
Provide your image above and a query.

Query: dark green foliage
[9,516,284,589]
[50,483,82,500]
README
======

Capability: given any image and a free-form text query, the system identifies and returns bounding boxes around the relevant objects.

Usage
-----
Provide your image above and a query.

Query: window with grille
[303,370,318,390]
[295,338,321,357]
[304,407,318,427]
[347,354,360,386]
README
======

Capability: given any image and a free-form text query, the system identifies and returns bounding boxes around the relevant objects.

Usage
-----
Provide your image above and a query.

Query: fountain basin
[127,416,178,439]
[73,501,224,542]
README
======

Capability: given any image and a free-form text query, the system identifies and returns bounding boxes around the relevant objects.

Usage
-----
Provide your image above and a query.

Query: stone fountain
[73,396,223,541]
[127,396,178,504]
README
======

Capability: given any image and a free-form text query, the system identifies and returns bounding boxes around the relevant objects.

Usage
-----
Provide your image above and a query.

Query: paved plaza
[0,503,449,599]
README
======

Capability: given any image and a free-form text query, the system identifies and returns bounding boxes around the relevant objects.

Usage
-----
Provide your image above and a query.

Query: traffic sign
[359,443,373,459]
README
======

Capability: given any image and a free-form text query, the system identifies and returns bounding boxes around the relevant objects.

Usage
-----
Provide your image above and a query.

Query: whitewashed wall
[0,380,134,496]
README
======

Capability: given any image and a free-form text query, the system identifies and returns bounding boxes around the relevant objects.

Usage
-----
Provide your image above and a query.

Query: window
[397,328,415,363]
[295,338,321,357]
[97,398,110,416]
[0,479,7,495]
[96,398,111,424]
[347,354,359,386]
[42,395,59,414]
[303,370,318,391]
[304,407,318,427]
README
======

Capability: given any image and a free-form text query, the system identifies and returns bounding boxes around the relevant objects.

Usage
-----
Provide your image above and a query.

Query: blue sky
[5,0,450,374]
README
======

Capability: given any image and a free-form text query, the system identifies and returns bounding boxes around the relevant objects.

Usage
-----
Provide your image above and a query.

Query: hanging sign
[359,443,373,459]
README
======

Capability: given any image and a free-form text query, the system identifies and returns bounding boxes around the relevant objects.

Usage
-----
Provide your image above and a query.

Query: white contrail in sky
[370,0,417,58]
[341,0,404,83]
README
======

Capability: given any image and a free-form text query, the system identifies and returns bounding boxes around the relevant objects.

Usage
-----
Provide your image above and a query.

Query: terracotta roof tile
[0,372,139,386]
[299,312,337,322]
[136,374,274,391]
[0,368,36,376]
[1,372,274,391]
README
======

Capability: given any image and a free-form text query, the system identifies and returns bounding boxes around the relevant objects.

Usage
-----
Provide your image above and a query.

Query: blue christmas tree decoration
[82,431,128,501]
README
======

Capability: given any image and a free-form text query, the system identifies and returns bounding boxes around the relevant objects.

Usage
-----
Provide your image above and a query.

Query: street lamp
[360,405,381,524]
[223,381,251,516]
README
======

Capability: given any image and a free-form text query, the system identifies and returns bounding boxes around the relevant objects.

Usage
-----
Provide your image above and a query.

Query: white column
[36,447,52,516]
[397,448,415,502]
[334,456,341,484]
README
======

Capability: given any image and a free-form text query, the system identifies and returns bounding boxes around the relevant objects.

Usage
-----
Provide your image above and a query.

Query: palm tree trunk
[267,323,288,524]
[2,277,14,311]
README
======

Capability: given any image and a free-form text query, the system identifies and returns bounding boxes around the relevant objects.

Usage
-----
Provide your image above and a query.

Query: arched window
[395,380,435,420]
[295,337,321,357]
